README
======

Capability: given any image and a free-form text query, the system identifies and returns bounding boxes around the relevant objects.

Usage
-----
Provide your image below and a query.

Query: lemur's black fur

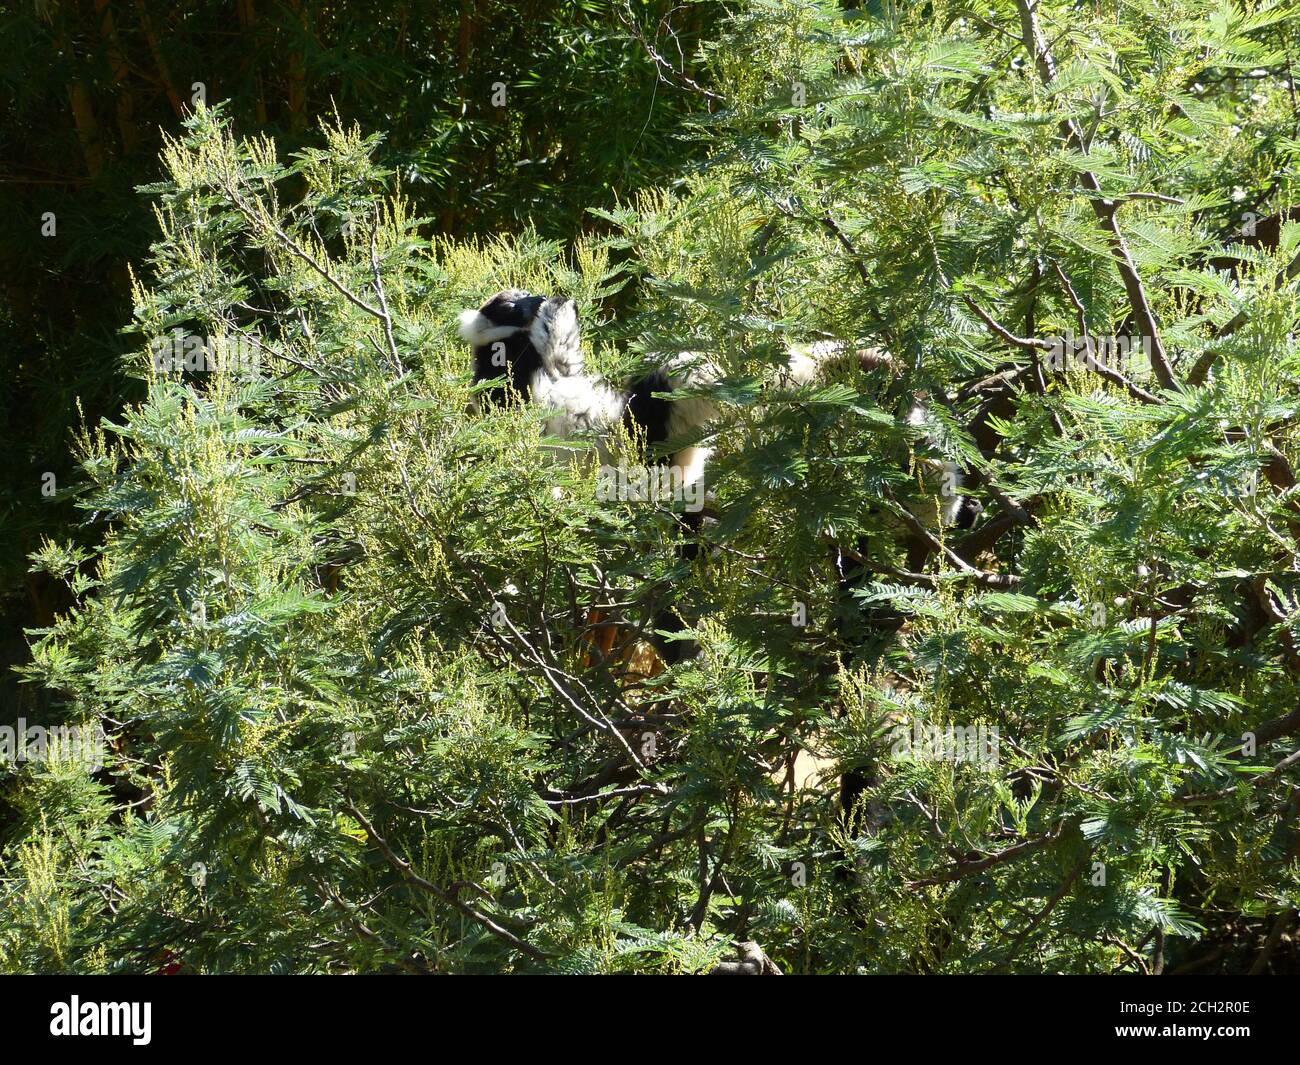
[460,290,979,682]
[468,290,546,406]
[622,368,676,453]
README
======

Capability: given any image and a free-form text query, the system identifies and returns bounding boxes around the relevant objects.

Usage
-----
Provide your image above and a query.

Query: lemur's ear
[529,296,582,376]
[458,289,546,346]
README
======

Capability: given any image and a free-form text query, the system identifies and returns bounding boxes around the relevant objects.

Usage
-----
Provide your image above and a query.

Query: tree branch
[909,826,1063,887]
[1014,0,1179,392]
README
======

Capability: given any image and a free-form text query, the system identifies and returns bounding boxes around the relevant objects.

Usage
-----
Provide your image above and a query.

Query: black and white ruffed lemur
[459,288,874,664]
[461,289,718,495]
[458,288,857,494]
[458,289,978,533]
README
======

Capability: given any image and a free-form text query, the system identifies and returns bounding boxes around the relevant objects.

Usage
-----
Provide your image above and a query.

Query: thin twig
[1001,856,1089,970]
[369,210,405,375]
[909,826,1063,887]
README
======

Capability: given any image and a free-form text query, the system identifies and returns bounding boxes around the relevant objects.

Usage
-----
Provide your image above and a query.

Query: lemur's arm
[529,297,583,378]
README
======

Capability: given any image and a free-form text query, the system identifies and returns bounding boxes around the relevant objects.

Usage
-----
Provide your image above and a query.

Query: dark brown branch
[1188,247,1300,385]
[310,876,431,975]
[1001,856,1089,970]
[886,488,1020,587]
[1175,745,1300,805]
[963,296,1054,351]
[709,940,783,975]
[909,826,1062,887]
[619,1,723,102]
[1051,260,1090,340]
[1248,909,1296,974]
[966,293,1161,403]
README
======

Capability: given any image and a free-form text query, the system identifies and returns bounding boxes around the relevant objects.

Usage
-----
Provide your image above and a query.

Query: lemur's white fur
[526,299,629,443]
[529,298,585,379]
[658,352,723,494]
[520,308,838,496]
[782,340,844,388]
[906,400,964,526]
[458,308,522,347]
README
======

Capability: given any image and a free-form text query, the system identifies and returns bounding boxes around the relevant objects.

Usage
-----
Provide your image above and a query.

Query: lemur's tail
[658,340,890,442]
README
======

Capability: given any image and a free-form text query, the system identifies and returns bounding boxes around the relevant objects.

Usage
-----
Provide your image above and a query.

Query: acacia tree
[6,0,1300,973]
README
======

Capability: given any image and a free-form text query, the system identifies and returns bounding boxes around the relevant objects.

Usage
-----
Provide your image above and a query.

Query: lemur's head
[460,290,583,399]
[459,288,547,400]
[460,287,545,359]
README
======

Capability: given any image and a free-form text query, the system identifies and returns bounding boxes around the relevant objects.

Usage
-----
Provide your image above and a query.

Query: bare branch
[908,826,1063,887]
[369,211,405,375]
[966,294,1161,404]
[1188,246,1300,385]
[963,295,1055,352]
[876,496,1021,588]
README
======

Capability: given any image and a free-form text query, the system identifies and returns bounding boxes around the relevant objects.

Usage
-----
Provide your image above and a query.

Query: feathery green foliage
[7,0,1300,973]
